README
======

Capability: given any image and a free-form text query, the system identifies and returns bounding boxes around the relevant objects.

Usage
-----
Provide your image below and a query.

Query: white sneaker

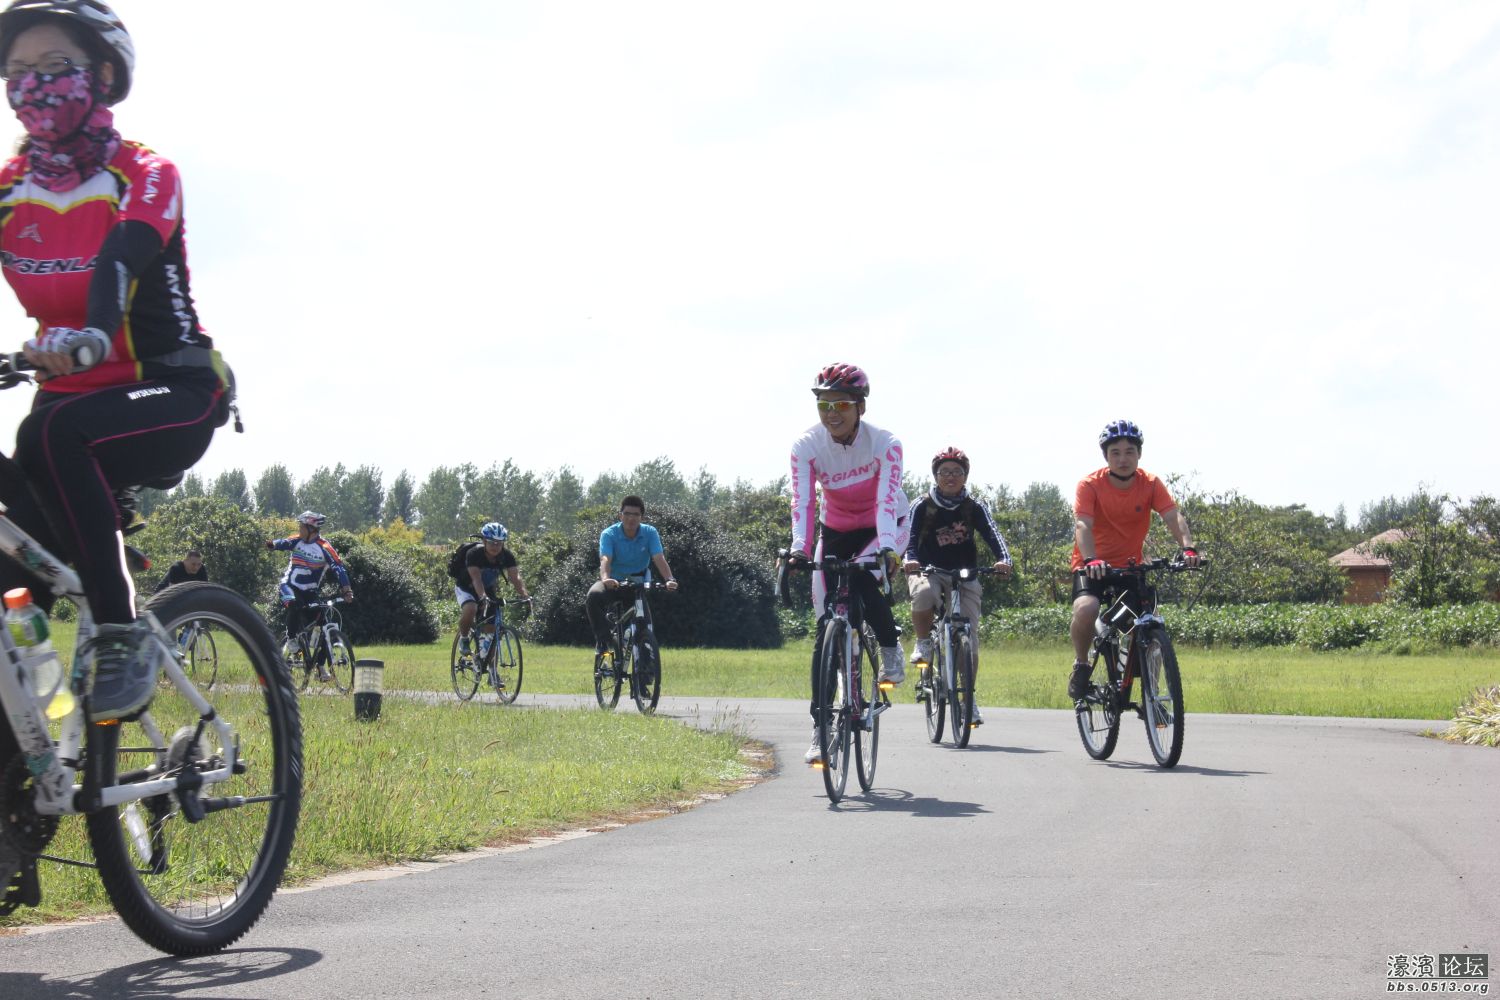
[804,728,822,765]
[879,646,906,686]
[970,704,985,727]
[910,637,935,664]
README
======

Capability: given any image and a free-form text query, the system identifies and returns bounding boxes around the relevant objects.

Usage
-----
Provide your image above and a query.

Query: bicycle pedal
[810,759,826,770]
[877,680,896,691]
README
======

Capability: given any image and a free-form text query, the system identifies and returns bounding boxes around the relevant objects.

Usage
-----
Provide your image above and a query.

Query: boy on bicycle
[1068,421,1198,699]
[455,521,530,656]
[586,495,678,655]
[266,511,354,672]
[902,447,1013,727]
[789,362,910,764]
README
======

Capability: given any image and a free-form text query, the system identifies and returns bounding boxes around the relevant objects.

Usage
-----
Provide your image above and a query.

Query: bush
[132,496,282,602]
[979,601,1500,650]
[1441,685,1500,748]
[529,505,780,648]
[287,531,440,645]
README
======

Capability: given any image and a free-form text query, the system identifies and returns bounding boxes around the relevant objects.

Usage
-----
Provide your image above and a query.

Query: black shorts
[1071,570,1109,602]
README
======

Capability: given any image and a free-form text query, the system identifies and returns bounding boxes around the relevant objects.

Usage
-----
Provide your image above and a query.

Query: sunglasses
[816,400,859,413]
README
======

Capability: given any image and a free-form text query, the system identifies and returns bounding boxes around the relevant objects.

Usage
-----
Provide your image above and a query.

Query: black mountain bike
[451,597,527,703]
[913,565,995,749]
[283,596,354,695]
[779,550,892,803]
[1074,557,1203,768]
[594,578,671,715]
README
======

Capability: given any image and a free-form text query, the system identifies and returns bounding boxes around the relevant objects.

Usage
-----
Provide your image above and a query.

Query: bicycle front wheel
[631,637,661,715]
[922,646,945,744]
[594,643,623,711]
[1139,628,1185,768]
[816,621,851,803]
[450,631,480,701]
[949,631,975,749]
[853,625,880,791]
[493,627,523,705]
[1075,645,1121,760]
[85,582,303,956]
[326,630,355,695]
[185,625,218,691]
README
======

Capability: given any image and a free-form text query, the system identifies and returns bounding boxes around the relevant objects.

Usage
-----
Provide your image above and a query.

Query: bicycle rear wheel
[594,641,623,711]
[85,582,302,956]
[1139,628,1185,768]
[922,646,945,744]
[853,626,880,791]
[1075,645,1120,760]
[631,634,661,715]
[816,621,851,803]
[949,631,975,748]
[450,631,481,701]
[493,627,523,705]
[185,625,218,691]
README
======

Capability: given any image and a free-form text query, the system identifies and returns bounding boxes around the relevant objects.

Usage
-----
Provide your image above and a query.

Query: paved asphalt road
[2,695,1496,1000]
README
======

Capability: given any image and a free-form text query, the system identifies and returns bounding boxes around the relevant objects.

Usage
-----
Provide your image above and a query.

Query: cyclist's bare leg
[458,599,478,640]
[1070,594,1099,664]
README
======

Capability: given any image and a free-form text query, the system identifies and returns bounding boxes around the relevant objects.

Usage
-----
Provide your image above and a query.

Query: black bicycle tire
[1076,643,1121,760]
[950,631,975,749]
[187,625,218,691]
[85,582,302,955]
[817,620,850,803]
[853,628,879,791]
[494,626,523,705]
[923,641,945,744]
[327,630,354,695]
[594,637,623,711]
[632,634,661,715]
[1140,628,1185,768]
[293,632,314,693]
[450,631,480,701]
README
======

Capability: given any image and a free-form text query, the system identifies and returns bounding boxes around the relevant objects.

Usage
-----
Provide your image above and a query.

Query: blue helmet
[480,522,508,542]
[1098,419,1144,454]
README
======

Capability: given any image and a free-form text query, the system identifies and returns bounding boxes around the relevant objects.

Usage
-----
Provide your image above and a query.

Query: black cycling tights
[0,376,219,625]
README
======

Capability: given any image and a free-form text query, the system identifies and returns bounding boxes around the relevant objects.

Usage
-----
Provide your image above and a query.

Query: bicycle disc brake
[1,754,59,857]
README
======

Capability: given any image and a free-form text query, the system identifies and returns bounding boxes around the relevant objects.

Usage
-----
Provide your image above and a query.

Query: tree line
[141,460,1498,634]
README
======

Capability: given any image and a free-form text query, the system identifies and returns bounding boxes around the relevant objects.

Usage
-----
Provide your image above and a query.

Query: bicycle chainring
[1,753,60,858]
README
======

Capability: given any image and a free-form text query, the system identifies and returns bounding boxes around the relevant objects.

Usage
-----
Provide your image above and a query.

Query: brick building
[1328,528,1407,605]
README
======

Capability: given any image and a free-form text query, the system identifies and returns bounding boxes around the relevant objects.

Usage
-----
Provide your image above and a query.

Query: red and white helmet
[811,362,870,398]
[296,511,327,529]
[931,447,970,475]
[0,0,134,104]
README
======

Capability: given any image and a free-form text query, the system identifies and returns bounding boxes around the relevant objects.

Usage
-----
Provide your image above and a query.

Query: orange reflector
[877,681,895,691]
[810,760,825,770]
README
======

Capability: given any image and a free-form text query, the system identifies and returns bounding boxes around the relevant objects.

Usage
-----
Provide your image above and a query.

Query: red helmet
[811,362,870,398]
[931,447,970,475]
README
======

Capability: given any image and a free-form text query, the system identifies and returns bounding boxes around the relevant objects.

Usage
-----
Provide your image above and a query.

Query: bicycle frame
[0,514,240,818]
[814,557,890,733]
[606,578,658,662]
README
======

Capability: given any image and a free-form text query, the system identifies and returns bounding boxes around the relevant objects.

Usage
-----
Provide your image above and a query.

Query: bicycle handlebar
[1095,556,1209,581]
[915,565,998,582]
[776,547,894,606]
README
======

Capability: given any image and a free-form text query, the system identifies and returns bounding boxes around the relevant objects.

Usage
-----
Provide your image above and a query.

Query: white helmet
[0,0,135,104]
[296,511,327,529]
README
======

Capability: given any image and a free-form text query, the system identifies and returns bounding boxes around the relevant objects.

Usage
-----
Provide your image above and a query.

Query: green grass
[362,635,1500,721]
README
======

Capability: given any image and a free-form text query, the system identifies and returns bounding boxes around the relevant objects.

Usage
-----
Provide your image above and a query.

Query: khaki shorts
[909,574,982,623]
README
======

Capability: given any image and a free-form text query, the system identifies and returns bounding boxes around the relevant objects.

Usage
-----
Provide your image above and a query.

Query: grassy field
[364,635,1500,721]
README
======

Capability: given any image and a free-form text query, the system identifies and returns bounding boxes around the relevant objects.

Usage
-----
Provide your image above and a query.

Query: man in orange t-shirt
[1068,420,1199,699]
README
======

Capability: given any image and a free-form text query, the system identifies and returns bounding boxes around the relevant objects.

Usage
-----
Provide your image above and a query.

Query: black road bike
[451,597,527,703]
[1074,557,1203,768]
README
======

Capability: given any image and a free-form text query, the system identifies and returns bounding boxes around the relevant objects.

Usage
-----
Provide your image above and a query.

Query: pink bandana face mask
[6,66,119,191]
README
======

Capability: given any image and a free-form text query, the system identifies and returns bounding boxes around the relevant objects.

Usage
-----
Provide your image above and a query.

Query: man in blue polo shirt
[586,494,679,653]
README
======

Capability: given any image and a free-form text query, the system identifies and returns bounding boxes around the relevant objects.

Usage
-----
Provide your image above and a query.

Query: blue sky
[2,1,1495,520]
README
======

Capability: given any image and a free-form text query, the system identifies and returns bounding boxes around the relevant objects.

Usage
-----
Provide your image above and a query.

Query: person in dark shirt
[153,549,207,594]
[902,447,1013,726]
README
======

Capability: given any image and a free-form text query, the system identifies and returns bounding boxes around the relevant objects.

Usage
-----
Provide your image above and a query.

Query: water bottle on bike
[4,587,75,721]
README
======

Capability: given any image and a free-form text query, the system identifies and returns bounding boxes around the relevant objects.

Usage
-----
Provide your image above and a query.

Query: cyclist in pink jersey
[0,1,230,722]
[788,362,910,764]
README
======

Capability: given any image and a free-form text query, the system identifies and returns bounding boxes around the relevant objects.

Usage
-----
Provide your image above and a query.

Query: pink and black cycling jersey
[789,420,909,556]
[0,140,214,394]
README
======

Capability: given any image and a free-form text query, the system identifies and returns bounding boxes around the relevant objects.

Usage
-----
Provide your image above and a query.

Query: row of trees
[136,464,1499,647]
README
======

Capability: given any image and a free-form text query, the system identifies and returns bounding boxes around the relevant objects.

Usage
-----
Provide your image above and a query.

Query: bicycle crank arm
[198,793,282,814]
